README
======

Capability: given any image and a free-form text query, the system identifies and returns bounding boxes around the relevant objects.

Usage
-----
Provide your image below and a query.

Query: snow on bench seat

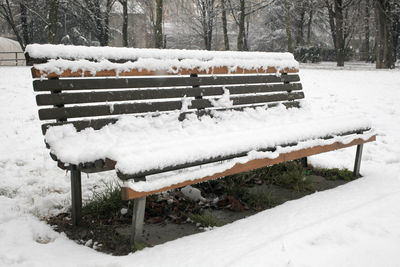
[44,104,374,193]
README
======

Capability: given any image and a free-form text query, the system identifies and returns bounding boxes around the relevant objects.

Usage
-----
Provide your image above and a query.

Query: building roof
[0,37,22,52]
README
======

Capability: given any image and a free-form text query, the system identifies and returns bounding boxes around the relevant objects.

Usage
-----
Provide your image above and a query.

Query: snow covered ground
[0,63,399,266]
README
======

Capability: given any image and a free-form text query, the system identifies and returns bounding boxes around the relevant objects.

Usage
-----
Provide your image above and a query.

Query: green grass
[274,162,314,191]
[197,161,317,204]
[243,192,275,210]
[312,167,355,181]
[188,211,223,227]
[83,181,130,219]
[80,162,355,223]
[131,242,148,252]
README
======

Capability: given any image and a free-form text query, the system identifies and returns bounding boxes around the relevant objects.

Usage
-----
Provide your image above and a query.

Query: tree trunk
[375,0,394,69]
[335,0,345,66]
[48,0,59,44]
[154,0,163,48]
[93,2,104,45]
[243,15,249,51]
[101,0,113,46]
[209,0,215,50]
[392,4,400,62]
[295,3,305,47]
[327,2,336,50]
[237,0,245,51]
[306,8,313,46]
[20,3,30,46]
[221,0,230,50]
[284,1,293,53]
[363,0,370,62]
[121,0,128,47]
[201,0,214,51]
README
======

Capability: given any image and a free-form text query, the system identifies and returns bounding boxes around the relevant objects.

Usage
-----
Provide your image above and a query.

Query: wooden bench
[27,44,376,244]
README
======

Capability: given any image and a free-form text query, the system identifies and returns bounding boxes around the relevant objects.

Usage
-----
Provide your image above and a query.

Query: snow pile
[25,44,297,63]
[25,44,299,76]
[44,103,373,192]
[210,87,233,108]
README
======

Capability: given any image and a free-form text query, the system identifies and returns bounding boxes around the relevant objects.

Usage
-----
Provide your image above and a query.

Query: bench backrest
[27,45,304,135]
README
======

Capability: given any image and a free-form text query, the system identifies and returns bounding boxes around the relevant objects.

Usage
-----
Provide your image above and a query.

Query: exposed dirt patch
[47,162,357,255]
[47,213,132,255]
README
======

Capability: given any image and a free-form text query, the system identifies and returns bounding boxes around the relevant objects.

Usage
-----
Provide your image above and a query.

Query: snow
[123,132,374,193]
[44,103,373,192]
[1,63,400,266]
[25,44,297,63]
[209,87,233,108]
[25,44,299,76]
[180,96,192,112]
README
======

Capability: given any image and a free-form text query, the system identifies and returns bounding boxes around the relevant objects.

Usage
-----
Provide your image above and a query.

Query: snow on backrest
[25,44,299,78]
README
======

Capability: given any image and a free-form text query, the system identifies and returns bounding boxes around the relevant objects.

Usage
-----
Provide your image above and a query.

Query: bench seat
[44,105,374,194]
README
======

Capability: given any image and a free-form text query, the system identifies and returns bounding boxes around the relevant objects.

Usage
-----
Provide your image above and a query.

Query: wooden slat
[179,101,301,121]
[33,74,300,91]
[32,66,299,79]
[36,83,303,106]
[41,118,118,135]
[38,92,304,120]
[120,135,376,200]
[40,101,302,134]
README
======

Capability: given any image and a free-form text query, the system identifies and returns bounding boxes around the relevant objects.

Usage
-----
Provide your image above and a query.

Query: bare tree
[0,0,26,50]
[391,1,400,62]
[306,1,315,46]
[137,0,163,48]
[221,0,230,50]
[227,0,275,51]
[361,0,371,61]
[335,0,345,66]
[154,0,163,48]
[118,0,129,47]
[48,0,58,44]
[284,0,293,52]
[325,0,357,66]
[375,0,395,68]
[294,0,306,47]
[195,0,216,50]
[0,0,51,62]
[70,0,116,46]
[170,0,217,50]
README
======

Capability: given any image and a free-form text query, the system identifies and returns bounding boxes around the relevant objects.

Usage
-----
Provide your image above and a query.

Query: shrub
[294,46,355,63]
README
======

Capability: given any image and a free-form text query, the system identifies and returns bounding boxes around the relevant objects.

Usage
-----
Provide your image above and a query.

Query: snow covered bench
[26,44,375,244]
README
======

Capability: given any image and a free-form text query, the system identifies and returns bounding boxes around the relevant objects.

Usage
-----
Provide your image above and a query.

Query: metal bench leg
[131,196,146,245]
[353,144,364,177]
[70,165,82,226]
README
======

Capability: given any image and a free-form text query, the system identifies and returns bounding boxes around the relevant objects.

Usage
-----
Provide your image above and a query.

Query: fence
[0,51,26,66]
